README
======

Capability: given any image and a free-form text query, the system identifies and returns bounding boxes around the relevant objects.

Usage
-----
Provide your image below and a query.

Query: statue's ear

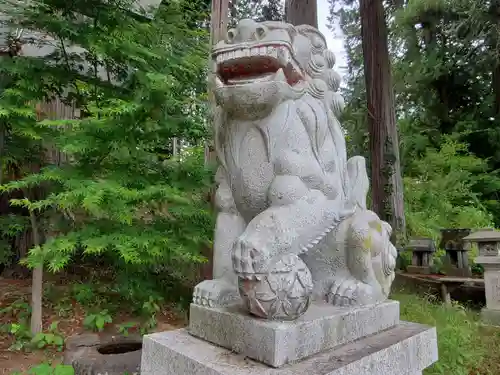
[286,24,298,38]
[295,25,327,51]
[261,21,298,38]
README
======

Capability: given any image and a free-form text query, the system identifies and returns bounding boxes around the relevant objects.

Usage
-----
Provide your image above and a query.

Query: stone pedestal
[141,322,437,375]
[189,301,399,368]
[141,301,438,375]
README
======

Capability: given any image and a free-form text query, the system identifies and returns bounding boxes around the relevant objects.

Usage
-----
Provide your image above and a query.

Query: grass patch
[392,289,500,375]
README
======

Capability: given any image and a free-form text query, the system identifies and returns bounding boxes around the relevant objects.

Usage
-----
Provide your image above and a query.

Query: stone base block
[407,265,432,275]
[141,322,438,375]
[188,300,399,368]
[481,308,500,326]
[443,266,471,277]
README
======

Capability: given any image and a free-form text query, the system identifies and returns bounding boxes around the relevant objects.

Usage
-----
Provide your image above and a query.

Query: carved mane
[211,21,348,198]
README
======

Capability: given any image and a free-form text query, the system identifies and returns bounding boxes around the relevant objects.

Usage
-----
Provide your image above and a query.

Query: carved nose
[226,19,268,44]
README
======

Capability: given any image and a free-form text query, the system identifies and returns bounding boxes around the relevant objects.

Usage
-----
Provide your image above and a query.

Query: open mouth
[213,43,303,86]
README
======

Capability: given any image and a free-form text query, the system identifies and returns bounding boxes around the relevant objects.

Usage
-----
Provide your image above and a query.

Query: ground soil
[0,277,184,374]
[4,274,500,375]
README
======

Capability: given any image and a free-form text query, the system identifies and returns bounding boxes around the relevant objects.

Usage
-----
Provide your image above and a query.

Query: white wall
[0,0,163,54]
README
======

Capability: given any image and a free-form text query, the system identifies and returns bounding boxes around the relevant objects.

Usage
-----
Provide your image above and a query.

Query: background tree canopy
[329,0,500,240]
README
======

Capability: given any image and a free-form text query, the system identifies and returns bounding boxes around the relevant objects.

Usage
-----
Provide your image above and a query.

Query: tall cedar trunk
[205,0,229,167]
[285,0,317,28]
[359,0,405,241]
[204,0,230,281]
[490,0,500,115]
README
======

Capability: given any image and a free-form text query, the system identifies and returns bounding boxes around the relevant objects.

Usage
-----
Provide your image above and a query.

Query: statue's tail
[346,156,369,210]
[380,221,397,274]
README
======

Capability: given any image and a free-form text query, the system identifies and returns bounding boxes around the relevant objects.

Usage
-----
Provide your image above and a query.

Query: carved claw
[192,279,240,308]
[232,236,271,278]
[232,237,253,275]
[327,277,355,306]
[327,278,381,307]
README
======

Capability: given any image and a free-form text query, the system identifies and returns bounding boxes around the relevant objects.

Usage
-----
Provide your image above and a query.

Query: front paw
[192,279,240,308]
[327,278,382,307]
[232,236,271,278]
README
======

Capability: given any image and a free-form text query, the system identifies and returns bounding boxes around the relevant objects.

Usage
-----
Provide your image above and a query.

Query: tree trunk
[211,0,230,46]
[490,0,500,116]
[204,0,230,279]
[205,0,229,167]
[359,0,405,242]
[285,0,317,28]
[28,210,43,335]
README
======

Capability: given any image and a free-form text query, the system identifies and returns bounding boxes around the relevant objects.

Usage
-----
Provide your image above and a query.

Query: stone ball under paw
[238,254,313,321]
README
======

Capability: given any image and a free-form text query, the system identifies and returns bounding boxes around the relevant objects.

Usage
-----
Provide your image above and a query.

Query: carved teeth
[215,45,291,65]
[278,48,289,66]
[275,68,287,82]
[214,76,224,88]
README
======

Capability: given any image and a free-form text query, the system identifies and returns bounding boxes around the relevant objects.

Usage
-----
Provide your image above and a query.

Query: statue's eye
[256,27,266,39]
[227,29,236,42]
[311,35,323,49]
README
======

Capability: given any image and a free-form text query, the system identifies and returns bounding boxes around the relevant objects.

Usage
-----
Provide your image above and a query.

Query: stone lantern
[440,228,472,276]
[405,238,436,274]
[464,228,500,326]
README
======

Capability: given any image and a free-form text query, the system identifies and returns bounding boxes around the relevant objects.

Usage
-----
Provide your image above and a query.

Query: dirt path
[0,278,184,374]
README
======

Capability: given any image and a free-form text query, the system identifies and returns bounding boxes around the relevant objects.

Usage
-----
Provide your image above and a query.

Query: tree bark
[359,0,405,241]
[490,0,500,116]
[210,0,230,46]
[206,0,229,167]
[285,0,317,28]
[204,0,230,279]
[28,209,43,335]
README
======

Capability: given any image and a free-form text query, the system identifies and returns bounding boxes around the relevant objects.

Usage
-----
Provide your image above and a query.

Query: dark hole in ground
[97,342,142,355]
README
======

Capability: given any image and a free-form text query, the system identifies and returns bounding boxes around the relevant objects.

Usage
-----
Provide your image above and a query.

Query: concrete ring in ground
[63,333,143,375]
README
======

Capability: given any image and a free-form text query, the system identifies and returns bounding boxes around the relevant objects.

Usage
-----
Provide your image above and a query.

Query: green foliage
[1,321,32,351]
[117,321,140,336]
[429,248,446,274]
[139,295,163,334]
[404,136,493,240]
[0,214,29,265]
[229,0,285,27]
[0,298,31,319]
[43,278,168,334]
[329,0,500,235]
[83,309,113,332]
[71,283,98,306]
[29,364,74,375]
[11,363,74,375]
[0,0,214,291]
[30,322,64,350]
[393,288,500,374]
[1,300,64,351]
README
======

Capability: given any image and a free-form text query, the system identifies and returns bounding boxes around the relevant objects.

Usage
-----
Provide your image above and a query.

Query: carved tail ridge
[297,205,354,254]
[346,156,369,210]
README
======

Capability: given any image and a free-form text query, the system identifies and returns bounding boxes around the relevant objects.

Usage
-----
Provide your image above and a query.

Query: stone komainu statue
[193,19,397,320]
